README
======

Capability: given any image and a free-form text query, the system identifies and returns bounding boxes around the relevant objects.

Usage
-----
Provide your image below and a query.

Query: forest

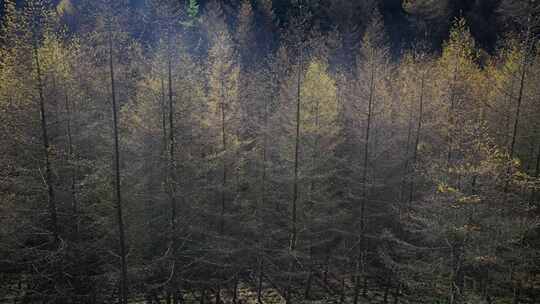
[0,0,539,303]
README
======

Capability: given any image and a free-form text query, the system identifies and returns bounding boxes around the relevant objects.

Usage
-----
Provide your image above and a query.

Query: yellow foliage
[437,17,482,111]
[300,59,338,137]
[38,32,79,83]
[457,195,481,204]
[207,28,239,146]
[56,0,75,17]
[437,183,457,194]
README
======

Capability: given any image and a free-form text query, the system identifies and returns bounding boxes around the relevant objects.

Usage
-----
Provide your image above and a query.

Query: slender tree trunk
[33,42,59,244]
[304,81,321,301]
[232,275,238,304]
[508,55,527,161]
[161,77,168,154]
[509,22,532,304]
[447,56,459,173]
[530,140,540,202]
[64,88,79,237]
[51,73,60,135]
[220,84,227,235]
[310,93,321,196]
[286,43,303,304]
[108,26,128,304]
[505,17,532,198]
[256,88,269,304]
[354,50,375,304]
[504,79,515,149]
[504,52,527,197]
[261,91,268,209]
[168,31,177,232]
[167,29,179,299]
[408,73,425,208]
[216,78,227,303]
[400,97,414,208]
[291,46,302,255]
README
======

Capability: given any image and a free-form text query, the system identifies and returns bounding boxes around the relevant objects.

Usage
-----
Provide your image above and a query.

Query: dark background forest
[1,0,540,304]
[0,0,514,52]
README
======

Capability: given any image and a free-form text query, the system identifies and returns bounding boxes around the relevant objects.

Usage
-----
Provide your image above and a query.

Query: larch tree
[205,1,240,300]
[28,0,59,247]
[350,10,391,304]
[298,57,340,300]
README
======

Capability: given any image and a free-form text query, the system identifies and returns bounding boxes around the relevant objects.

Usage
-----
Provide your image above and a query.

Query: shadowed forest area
[1,0,540,303]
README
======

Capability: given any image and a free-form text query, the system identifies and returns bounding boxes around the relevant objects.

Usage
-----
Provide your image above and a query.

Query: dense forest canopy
[0,0,521,51]
[1,0,540,304]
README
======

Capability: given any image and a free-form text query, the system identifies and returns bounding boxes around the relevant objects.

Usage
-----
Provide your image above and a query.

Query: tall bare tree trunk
[505,26,531,198]
[166,28,179,299]
[354,49,375,304]
[257,79,270,304]
[161,77,168,154]
[286,41,303,304]
[220,83,227,235]
[167,31,177,233]
[509,56,527,161]
[261,92,268,209]
[64,88,78,236]
[504,79,516,149]
[232,275,239,304]
[304,76,321,301]
[33,42,59,244]
[400,97,414,208]
[408,72,425,208]
[108,27,128,304]
[291,48,302,254]
[447,55,459,172]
